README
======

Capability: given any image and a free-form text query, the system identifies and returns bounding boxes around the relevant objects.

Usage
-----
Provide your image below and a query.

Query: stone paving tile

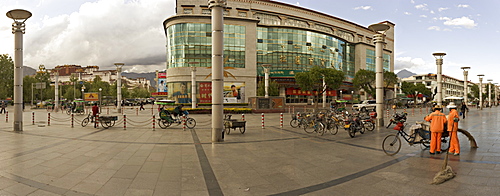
[2,108,500,195]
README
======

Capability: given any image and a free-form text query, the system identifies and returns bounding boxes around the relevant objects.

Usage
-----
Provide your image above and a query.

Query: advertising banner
[84,93,99,101]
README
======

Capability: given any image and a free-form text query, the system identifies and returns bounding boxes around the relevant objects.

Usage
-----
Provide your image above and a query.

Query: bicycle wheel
[348,128,355,138]
[81,118,89,127]
[185,118,196,129]
[66,109,71,115]
[303,120,315,133]
[158,119,168,129]
[290,119,299,128]
[365,122,375,131]
[316,122,325,136]
[327,122,338,135]
[102,120,113,129]
[382,134,401,156]
[359,124,366,134]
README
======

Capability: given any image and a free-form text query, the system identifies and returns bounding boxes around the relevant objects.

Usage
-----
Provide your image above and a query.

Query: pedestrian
[460,102,469,119]
[424,105,447,155]
[447,102,460,156]
[139,101,145,111]
[92,103,99,127]
[0,101,6,114]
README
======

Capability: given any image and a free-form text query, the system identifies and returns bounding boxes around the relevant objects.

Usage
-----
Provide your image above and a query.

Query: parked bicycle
[290,112,308,128]
[303,112,326,136]
[386,112,407,128]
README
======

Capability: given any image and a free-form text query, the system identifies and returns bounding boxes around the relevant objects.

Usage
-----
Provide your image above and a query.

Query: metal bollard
[182,115,186,131]
[107,107,109,115]
[48,113,50,126]
[152,115,155,131]
[261,113,265,129]
[280,113,283,128]
[136,108,138,116]
[123,114,127,130]
[32,112,35,125]
[5,111,8,122]
[241,113,245,121]
[71,114,74,128]
[386,109,389,118]
[412,108,415,116]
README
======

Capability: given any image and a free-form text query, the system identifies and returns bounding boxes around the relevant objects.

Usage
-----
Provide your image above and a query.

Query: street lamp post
[433,52,446,107]
[115,63,124,113]
[99,88,102,113]
[209,0,226,142]
[368,23,390,127]
[189,62,199,109]
[7,9,32,132]
[461,67,470,106]
[81,85,85,99]
[487,79,493,108]
[54,69,60,112]
[478,74,484,110]
[262,64,271,98]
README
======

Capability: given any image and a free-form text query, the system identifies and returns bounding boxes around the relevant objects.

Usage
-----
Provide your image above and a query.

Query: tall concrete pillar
[209,0,226,142]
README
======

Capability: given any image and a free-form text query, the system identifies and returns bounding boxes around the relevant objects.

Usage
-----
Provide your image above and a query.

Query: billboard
[158,78,167,93]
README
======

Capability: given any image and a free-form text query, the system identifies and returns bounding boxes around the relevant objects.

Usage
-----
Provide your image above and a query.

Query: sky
[0,0,498,84]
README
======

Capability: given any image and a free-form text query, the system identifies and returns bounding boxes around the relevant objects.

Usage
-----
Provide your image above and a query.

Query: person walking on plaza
[447,102,460,156]
[424,105,447,155]
[460,102,468,119]
[139,101,145,111]
[91,103,99,128]
[0,101,6,114]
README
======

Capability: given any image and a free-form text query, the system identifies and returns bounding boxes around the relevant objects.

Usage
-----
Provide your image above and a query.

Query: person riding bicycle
[173,104,185,117]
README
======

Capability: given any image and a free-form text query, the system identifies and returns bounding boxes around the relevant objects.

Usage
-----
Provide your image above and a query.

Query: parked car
[352,100,376,111]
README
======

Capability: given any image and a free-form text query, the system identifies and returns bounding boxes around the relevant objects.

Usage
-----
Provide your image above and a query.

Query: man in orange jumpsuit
[447,102,460,155]
[424,105,447,155]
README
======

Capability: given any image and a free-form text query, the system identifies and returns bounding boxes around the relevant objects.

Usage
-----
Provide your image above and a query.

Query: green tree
[295,66,345,109]
[0,54,14,99]
[401,81,431,107]
[353,69,398,99]
[256,80,279,97]
[353,69,375,98]
[23,76,37,104]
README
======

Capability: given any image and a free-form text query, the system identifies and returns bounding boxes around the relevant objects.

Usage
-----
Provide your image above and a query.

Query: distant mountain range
[396,69,416,79]
[24,66,37,76]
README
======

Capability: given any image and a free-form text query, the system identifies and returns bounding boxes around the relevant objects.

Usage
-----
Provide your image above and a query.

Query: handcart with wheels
[224,114,246,134]
[99,116,117,129]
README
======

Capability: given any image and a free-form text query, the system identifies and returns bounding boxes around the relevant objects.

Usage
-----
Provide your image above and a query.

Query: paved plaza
[0,105,499,195]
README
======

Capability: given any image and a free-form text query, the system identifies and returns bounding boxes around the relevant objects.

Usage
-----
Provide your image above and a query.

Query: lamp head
[477,74,484,78]
[368,23,390,34]
[487,79,493,82]
[432,52,446,59]
[6,9,32,22]
[114,63,124,67]
[460,66,470,70]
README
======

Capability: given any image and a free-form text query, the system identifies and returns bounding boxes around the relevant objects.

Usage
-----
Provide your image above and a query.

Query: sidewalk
[0,106,499,195]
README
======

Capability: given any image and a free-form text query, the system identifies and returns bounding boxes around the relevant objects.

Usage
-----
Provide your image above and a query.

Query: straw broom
[431,121,456,184]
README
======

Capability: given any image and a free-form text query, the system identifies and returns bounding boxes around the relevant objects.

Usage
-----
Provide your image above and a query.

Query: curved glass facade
[256,27,355,80]
[366,49,390,72]
[166,23,246,68]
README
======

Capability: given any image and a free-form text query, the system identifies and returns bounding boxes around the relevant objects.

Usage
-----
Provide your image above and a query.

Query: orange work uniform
[424,110,447,153]
[447,109,460,154]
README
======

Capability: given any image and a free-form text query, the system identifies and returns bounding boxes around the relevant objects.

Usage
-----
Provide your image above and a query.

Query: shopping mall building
[163,0,395,104]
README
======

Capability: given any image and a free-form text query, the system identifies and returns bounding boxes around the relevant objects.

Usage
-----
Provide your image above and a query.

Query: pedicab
[66,99,86,115]
[155,100,196,129]
[223,114,246,134]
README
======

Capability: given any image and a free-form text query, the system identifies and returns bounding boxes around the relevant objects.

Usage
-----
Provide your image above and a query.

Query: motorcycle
[360,111,376,131]
[386,112,407,128]
[343,112,365,138]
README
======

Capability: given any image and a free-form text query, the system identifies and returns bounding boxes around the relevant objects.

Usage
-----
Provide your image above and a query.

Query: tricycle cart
[224,114,246,134]
[99,116,117,129]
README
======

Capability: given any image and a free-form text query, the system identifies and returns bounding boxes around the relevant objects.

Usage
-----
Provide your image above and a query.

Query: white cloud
[441,16,478,29]
[458,4,469,8]
[415,4,428,10]
[428,26,441,31]
[420,15,427,18]
[410,0,415,4]
[404,12,411,15]
[395,57,430,72]
[438,7,449,12]
[10,0,176,72]
[430,10,435,14]
[354,6,372,10]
